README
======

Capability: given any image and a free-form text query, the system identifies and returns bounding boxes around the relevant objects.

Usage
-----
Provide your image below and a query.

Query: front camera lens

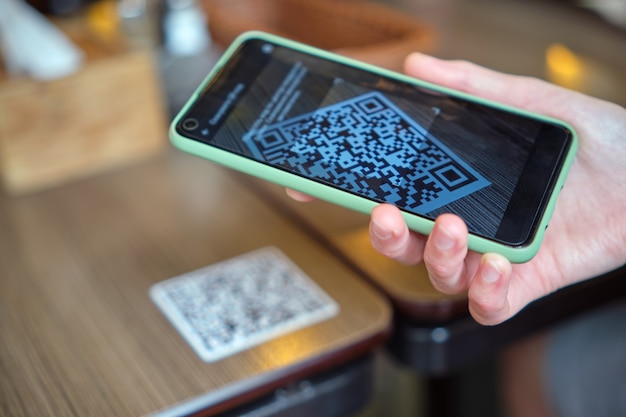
[182,118,199,131]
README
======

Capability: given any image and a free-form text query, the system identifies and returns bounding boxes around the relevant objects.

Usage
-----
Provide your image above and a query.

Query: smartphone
[170,31,577,263]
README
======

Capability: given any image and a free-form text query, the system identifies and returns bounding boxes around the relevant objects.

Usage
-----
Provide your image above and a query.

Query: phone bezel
[170,31,578,263]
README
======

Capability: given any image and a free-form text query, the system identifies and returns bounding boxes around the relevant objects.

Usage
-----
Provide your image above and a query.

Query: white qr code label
[150,247,340,362]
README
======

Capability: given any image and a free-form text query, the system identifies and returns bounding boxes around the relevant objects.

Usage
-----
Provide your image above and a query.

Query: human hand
[369,53,626,324]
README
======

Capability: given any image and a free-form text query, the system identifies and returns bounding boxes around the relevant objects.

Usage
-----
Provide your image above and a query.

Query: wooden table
[244,166,626,417]
[248,178,626,372]
[244,178,468,323]
[0,150,391,417]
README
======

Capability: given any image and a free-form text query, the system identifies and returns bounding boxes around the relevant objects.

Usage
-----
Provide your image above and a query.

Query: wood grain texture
[0,46,167,194]
[0,150,390,417]
[244,177,468,321]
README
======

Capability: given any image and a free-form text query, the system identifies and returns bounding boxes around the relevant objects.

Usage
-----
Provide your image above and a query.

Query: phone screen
[177,38,574,247]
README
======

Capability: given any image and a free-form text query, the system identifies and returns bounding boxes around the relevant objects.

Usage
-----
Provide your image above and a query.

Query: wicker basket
[201,0,436,71]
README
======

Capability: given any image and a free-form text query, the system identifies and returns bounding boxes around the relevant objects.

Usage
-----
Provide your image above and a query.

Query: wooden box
[0,19,167,194]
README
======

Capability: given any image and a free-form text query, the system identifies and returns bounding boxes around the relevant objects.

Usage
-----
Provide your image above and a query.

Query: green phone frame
[170,31,578,263]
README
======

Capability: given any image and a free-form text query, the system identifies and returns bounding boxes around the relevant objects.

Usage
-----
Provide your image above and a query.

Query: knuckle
[426,263,463,294]
[427,261,456,279]
[424,252,460,279]
[469,295,510,325]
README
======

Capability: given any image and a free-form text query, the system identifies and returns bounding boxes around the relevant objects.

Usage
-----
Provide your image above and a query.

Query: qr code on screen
[243,92,490,214]
[150,247,339,362]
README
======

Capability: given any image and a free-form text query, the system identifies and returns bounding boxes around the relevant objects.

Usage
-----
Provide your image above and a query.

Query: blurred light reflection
[545,43,586,90]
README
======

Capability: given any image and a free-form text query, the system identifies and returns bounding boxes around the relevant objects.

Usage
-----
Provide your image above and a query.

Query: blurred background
[0,0,624,416]
[0,0,624,195]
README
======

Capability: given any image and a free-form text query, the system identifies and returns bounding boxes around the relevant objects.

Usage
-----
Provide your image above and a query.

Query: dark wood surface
[0,149,391,417]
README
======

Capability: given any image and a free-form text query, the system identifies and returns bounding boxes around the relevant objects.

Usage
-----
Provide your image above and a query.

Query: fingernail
[434,225,455,250]
[407,51,430,62]
[481,260,501,283]
[371,219,393,240]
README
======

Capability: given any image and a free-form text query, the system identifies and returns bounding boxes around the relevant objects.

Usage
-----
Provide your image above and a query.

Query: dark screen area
[178,39,572,246]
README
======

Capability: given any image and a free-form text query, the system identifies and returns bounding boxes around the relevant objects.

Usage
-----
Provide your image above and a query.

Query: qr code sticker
[150,247,339,362]
[243,92,490,214]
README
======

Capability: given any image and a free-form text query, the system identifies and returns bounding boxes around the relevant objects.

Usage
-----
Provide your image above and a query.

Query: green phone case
[170,31,578,263]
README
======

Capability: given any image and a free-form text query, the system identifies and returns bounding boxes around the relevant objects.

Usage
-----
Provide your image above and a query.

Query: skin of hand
[367,53,626,325]
[287,53,626,325]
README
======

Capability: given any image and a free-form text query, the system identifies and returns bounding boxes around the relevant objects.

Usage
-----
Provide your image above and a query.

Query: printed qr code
[150,247,339,362]
[243,92,490,214]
